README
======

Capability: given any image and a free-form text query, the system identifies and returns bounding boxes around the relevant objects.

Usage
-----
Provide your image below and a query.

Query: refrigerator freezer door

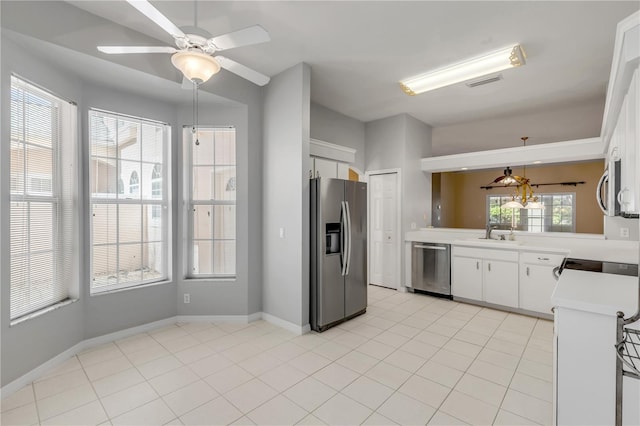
[315,178,346,329]
[344,180,367,318]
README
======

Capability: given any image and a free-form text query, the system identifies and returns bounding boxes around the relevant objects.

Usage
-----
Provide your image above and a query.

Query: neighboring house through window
[89,109,170,293]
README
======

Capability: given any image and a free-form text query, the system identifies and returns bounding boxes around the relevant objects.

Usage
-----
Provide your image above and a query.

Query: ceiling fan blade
[98,46,177,54]
[216,56,270,86]
[126,0,185,39]
[209,25,270,51]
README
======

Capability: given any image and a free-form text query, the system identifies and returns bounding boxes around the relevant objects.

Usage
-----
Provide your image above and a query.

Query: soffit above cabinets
[421,137,604,173]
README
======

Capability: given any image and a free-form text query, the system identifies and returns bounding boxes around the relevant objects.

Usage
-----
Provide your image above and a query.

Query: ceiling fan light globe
[171,51,220,83]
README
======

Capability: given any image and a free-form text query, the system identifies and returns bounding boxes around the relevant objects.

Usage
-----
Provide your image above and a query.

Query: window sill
[10,298,79,327]
[90,279,173,297]
[183,277,237,283]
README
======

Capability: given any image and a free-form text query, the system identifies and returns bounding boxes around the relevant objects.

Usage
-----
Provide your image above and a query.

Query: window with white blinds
[10,76,78,321]
[185,127,236,278]
[89,109,170,293]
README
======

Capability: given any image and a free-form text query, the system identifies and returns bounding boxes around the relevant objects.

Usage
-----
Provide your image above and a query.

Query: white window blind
[186,127,236,278]
[89,109,170,293]
[10,76,78,321]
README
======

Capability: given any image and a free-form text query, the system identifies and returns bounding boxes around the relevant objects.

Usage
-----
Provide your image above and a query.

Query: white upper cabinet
[601,12,639,215]
[309,138,356,180]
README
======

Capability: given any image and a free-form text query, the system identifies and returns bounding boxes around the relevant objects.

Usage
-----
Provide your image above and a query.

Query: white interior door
[369,172,398,289]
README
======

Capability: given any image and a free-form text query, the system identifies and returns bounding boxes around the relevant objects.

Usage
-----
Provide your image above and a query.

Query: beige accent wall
[438,160,605,234]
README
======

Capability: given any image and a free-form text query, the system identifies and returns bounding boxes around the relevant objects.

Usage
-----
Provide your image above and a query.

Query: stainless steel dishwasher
[411,242,451,297]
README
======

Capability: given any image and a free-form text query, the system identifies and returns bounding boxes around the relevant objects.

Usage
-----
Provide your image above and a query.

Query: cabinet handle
[526,266,530,276]
[537,257,550,261]
[316,171,320,178]
[488,263,491,272]
[476,261,479,270]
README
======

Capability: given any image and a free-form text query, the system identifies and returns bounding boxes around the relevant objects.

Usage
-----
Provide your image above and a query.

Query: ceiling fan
[97,0,270,86]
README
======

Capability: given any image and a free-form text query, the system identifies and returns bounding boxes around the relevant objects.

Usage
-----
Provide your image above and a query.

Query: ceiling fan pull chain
[195,83,200,145]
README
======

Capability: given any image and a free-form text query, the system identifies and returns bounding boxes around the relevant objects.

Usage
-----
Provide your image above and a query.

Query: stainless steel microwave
[597,159,621,217]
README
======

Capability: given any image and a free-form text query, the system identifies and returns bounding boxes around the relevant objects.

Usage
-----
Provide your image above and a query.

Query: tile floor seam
[37,357,105,423]
[499,406,545,426]
[419,303,509,424]
[489,317,538,425]
[30,377,42,426]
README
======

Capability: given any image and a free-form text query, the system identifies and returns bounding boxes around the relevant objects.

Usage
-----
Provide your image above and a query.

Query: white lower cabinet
[519,252,565,314]
[483,259,519,307]
[452,246,519,309]
[452,246,566,315]
[451,255,482,300]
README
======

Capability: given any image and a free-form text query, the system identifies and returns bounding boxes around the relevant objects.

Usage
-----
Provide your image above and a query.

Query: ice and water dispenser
[325,223,340,254]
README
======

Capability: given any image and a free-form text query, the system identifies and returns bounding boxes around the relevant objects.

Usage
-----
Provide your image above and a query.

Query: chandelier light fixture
[494,137,544,210]
[399,44,526,95]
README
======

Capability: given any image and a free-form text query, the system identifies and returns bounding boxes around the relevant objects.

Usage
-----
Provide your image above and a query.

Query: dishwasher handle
[413,244,446,250]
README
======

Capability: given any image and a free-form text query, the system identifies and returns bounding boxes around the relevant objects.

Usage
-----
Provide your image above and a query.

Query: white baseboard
[261,312,310,335]
[176,314,257,324]
[0,316,177,399]
[82,317,178,350]
[0,341,84,399]
[1,311,304,399]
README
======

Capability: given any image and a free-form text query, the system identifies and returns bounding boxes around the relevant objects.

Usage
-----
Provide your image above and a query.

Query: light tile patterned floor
[1,286,553,425]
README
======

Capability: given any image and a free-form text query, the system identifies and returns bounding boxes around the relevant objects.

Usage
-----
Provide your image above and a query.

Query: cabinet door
[337,162,350,180]
[483,260,518,307]
[626,70,638,212]
[313,158,338,178]
[452,256,482,300]
[520,264,557,314]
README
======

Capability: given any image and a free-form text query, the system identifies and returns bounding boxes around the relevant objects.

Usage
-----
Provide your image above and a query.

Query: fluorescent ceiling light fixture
[400,44,526,95]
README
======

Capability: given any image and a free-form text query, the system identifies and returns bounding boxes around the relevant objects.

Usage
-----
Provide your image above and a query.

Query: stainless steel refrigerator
[310,177,367,332]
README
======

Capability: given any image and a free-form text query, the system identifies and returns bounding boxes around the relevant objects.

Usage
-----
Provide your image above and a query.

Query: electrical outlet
[620,227,630,238]
[183,293,190,304]
[411,222,417,230]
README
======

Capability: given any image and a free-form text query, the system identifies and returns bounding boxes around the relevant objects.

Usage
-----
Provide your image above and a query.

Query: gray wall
[403,115,433,231]
[310,102,366,172]
[262,63,311,328]
[365,114,433,286]
[175,103,262,317]
[79,83,179,339]
[1,36,86,386]
[432,99,605,156]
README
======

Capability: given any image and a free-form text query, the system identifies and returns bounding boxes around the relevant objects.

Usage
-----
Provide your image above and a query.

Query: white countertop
[552,269,639,317]
[406,228,638,263]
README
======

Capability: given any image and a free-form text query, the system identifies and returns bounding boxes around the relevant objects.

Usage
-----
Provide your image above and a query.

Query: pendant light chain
[192,81,200,145]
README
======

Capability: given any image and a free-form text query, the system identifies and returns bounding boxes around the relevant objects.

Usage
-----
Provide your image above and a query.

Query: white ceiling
[2,0,638,155]
[64,0,639,128]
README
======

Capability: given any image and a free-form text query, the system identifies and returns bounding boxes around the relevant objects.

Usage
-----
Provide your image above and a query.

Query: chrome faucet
[485,223,498,239]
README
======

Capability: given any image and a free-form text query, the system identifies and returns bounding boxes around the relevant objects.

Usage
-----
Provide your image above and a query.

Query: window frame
[88,109,171,294]
[486,192,577,233]
[185,127,237,279]
[9,75,77,322]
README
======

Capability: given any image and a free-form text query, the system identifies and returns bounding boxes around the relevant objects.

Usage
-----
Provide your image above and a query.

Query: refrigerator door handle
[345,200,352,276]
[340,201,348,276]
